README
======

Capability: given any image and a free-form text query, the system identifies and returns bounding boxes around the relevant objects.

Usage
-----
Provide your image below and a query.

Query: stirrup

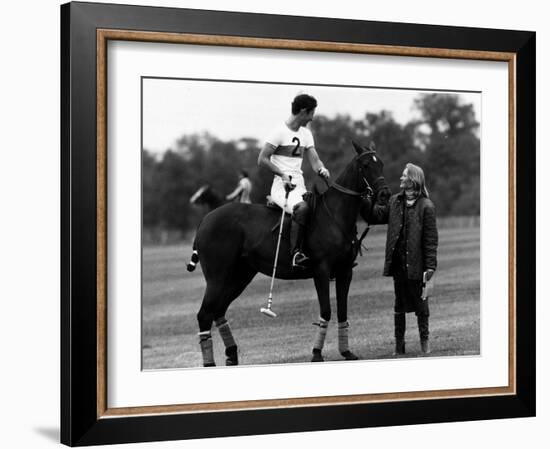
[292,251,309,268]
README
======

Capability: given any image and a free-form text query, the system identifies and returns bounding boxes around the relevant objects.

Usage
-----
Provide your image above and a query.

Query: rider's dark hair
[291,94,317,115]
[240,169,249,178]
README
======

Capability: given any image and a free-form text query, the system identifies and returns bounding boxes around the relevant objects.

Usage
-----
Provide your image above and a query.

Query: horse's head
[352,141,392,206]
[189,184,211,205]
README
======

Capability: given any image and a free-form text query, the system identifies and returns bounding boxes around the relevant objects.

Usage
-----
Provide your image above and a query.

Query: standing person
[371,163,438,355]
[257,93,330,268]
[226,169,252,203]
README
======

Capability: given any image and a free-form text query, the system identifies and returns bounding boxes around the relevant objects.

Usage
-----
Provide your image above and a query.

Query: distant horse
[189,184,225,211]
[188,141,390,366]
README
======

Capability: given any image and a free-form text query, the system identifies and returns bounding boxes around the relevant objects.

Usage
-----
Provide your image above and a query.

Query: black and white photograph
[141,78,481,369]
[0,0,544,445]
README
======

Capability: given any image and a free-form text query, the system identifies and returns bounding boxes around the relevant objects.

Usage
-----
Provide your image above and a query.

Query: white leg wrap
[338,321,350,353]
[313,318,329,351]
[198,331,215,366]
[215,317,236,349]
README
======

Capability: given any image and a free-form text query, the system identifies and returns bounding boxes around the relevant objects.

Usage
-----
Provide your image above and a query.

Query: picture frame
[61,1,535,446]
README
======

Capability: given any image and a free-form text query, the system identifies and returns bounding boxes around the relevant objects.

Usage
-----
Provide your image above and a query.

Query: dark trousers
[393,274,430,342]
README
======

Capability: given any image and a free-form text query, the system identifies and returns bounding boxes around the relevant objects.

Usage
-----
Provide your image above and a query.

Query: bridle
[323,150,385,201]
[320,150,387,256]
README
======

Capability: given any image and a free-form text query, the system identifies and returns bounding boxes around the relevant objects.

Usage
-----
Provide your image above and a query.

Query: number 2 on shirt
[291,137,301,156]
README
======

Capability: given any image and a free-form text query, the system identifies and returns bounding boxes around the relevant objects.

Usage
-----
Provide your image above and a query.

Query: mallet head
[260,307,277,318]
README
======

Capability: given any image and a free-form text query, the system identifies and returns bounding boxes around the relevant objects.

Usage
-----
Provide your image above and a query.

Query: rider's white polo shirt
[266,124,314,213]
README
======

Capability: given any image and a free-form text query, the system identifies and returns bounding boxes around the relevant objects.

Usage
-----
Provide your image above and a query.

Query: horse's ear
[352,140,364,155]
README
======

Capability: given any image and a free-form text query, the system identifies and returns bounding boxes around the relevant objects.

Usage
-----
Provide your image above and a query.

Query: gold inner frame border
[96,28,517,419]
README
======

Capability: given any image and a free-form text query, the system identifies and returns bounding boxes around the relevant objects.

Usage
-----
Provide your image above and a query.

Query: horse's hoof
[311,350,324,362]
[225,346,238,366]
[341,350,359,361]
[203,362,216,367]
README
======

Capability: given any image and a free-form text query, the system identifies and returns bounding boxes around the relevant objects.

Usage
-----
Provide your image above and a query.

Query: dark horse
[189,184,225,210]
[188,141,390,366]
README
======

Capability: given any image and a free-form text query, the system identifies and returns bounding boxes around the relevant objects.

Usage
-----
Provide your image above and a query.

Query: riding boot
[291,201,310,268]
[394,313,406,355]
[417,314,430,354]
[290,220,308,268]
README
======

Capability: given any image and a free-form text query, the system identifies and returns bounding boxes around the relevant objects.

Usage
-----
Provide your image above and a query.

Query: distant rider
[226,169,252,203]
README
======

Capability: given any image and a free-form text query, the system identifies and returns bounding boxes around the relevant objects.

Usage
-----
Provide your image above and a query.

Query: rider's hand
[318,167,330,179]
[281,174,294,189]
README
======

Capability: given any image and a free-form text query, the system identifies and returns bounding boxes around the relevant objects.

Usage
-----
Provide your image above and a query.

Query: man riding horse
[258,94,330,268]
[188,135,390,366]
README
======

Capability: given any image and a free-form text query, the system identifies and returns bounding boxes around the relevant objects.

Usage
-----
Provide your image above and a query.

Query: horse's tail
[186,244,199,272]
[187,218,206,272]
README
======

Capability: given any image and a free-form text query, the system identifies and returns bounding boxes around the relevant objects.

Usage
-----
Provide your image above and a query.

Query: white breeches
[270,175,307,214]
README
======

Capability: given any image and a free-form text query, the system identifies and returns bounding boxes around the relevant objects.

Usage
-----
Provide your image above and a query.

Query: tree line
[143,93,480,237]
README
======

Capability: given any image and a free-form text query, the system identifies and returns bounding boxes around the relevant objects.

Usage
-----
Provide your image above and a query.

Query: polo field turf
[142,225,480,370]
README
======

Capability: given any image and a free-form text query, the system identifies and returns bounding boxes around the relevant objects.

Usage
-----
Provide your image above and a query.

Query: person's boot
[420,339,430,354]
[394,312,406,355]
[417,314,430,354]
[290,220,308,268]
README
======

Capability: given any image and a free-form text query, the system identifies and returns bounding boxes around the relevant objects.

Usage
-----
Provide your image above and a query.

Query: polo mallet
[261,177,293,318]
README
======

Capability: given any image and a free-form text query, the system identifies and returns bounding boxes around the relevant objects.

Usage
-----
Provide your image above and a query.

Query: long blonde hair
[405,163,429,198]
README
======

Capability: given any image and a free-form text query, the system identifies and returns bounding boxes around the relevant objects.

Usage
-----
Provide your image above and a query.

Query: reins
[325,178,373,199]
[322,150,384,200]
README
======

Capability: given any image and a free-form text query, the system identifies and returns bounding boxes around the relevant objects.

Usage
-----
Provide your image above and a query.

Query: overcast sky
[142,78,480,154]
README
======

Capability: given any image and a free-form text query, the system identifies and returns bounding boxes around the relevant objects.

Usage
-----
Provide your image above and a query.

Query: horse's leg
[213,265,257,366]
[197,283,225,367]
[336,268,359,361]
[311,263,332,362]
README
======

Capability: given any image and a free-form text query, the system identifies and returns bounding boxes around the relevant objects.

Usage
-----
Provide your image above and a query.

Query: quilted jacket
[371,192,438,280]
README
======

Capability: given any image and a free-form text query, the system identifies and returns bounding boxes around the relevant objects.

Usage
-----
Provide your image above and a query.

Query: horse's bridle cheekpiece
[326,150,384,201]
[320,150,386,256]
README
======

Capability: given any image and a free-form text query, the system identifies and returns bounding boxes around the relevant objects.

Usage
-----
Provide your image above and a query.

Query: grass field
[142,225,480,369]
